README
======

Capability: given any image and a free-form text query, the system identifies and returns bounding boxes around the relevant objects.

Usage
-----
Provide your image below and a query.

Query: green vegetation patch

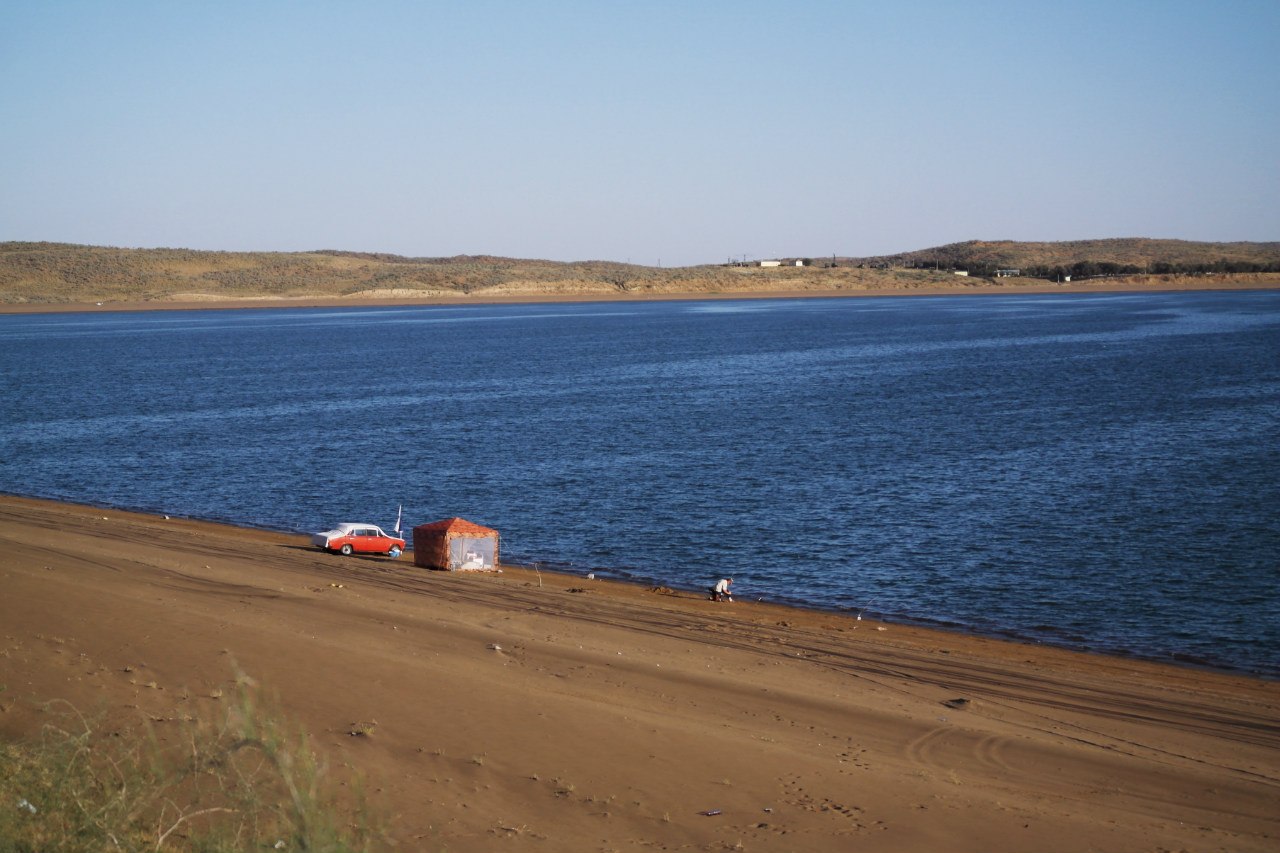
[0,676,386,853]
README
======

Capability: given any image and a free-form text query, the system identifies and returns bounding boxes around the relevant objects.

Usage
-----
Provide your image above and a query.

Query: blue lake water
[2,291,1278,676]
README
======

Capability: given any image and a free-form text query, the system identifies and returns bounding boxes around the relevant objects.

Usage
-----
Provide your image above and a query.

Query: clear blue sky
[2,1,1277,266]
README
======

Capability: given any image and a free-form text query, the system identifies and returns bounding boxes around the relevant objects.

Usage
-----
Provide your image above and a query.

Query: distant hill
[851,238,1280,277]
[1,239,1277,305]
[0,242,745,304]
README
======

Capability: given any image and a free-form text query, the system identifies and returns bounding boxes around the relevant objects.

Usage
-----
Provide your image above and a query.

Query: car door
[353,528,380,553]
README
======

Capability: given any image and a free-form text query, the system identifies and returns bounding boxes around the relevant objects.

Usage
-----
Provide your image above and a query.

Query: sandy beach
[1,495,1276,851]
[2,275,1278,314]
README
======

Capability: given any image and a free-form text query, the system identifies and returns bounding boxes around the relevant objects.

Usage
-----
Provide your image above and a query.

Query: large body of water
[2,291,1277,675]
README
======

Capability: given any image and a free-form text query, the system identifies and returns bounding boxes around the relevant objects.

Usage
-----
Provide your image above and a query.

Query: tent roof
[413,517,498,537]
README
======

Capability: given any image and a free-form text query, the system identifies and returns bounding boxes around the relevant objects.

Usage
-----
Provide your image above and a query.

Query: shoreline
[4,491,1272,681]
[2,277,1278,315]
[4,489,1275,690]
[2,492,1277,851]
[3,491,1274,682]
[550,558,1275,681]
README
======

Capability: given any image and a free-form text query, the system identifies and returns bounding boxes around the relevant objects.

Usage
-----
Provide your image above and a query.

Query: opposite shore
[2,273,1279,315]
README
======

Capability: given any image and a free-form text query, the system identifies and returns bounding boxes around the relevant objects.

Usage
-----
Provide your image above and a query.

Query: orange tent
[412,517,500,571]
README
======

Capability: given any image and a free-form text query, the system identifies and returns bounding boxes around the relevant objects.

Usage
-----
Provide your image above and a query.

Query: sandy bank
[1,495,1276,851]
[2,276,1277,314]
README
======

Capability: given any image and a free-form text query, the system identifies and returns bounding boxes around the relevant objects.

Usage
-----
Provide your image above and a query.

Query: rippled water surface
[3,291,1278,674]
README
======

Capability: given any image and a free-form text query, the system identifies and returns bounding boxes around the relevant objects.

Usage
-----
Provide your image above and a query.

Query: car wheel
[388,546,402,558]
[339,544,354,556]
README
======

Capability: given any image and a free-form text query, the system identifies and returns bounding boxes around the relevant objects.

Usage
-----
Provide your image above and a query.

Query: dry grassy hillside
[0,243,980,304]
[1,240,1278,305]
[860,238,1280,277]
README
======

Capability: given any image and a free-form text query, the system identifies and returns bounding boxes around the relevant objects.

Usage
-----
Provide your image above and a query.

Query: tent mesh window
[449,536,496,570]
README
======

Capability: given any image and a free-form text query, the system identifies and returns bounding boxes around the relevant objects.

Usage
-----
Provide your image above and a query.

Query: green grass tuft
[0,673,388,852]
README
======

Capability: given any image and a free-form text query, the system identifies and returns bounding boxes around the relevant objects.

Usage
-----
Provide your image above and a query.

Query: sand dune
[1,495,1276,851]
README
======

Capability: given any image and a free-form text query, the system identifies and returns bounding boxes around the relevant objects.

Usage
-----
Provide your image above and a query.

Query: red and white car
[311,523,405,557]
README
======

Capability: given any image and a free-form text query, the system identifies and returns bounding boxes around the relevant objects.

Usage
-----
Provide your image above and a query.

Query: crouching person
[709,578,733,602]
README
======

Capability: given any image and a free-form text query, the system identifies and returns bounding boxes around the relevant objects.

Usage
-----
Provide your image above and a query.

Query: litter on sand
[698,809,722,817]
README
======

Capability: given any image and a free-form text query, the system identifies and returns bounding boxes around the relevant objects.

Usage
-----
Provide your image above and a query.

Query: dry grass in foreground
[0,674,388,853]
